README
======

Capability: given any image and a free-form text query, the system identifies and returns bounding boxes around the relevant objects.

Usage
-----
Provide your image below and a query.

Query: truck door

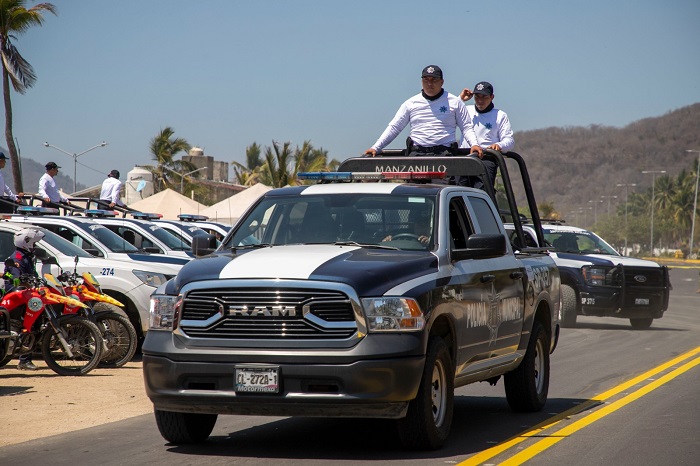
[465,195,525,351]
[446,195,524,373]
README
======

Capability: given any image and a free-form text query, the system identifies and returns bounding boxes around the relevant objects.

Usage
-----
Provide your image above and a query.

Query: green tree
[0,0,56,192]
[232,142,264,186]
[143,127,193,192]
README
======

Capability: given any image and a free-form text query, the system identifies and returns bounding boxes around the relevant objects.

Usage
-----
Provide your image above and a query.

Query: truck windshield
[546,230,619,255]
[224,193,437,251]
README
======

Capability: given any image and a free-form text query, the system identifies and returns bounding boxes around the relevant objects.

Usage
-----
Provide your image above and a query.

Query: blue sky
[8,0,700,188]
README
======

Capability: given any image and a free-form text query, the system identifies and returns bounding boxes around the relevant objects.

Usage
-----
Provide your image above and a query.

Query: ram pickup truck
[143,150,560,450]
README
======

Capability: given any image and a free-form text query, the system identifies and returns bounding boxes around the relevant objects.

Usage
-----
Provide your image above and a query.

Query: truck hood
[174,245,438,296]
[553,252,662,268]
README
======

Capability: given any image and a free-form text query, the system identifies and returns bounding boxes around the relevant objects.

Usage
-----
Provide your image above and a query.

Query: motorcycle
[55,258,137,368]
[0,306,10,361]
[0,269,104,375]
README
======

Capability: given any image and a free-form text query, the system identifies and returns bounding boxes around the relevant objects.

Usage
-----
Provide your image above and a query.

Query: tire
[560,284,578,328]
[504,321,550,412]
[397,336,454,450]
[630,318,653,330]
[94,310,138,368]
[42,315,103,376]
[154,409,217,444]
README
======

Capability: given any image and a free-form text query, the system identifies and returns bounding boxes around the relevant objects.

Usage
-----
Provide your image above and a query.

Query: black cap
[422,65,443,79]
[109,169,120,179]
[45,161,60,170]
[0,152,6,160]
[473,81,494,96]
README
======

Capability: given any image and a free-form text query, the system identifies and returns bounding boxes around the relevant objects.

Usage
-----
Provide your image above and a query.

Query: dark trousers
[0,197,17,213]
[460,158,497,191]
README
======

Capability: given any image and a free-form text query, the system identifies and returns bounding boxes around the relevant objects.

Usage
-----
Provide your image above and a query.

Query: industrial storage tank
[125,166,154,204]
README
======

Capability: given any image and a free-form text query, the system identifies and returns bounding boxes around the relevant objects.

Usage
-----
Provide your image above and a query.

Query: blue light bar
[297,172,354,181]
[84,209,117,218]
[130,212,162,220]
[16,206,59,215]
[178,214,208,221]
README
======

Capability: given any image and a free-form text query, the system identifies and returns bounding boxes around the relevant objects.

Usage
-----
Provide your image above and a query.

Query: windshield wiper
[232,243,271,251]
[333,241,399,250]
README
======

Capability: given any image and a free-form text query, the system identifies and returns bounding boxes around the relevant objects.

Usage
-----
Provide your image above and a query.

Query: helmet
[14,228,45,250]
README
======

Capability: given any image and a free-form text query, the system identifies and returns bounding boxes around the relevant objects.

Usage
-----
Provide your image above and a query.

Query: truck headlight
[133,270,169,287]
[582,266,619,286]
[361,297,425,332]
[149,294,180,330]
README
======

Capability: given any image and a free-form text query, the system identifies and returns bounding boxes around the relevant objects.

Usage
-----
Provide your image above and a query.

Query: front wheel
[397,336,454,450]
[630,317,653,330]
[504,321,550,412]
[154,409,217,444]
[560,284,578,328]
[42,315,103,376]
[93,308,137,368]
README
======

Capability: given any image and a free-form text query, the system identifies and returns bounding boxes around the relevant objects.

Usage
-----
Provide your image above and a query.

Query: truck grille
[179,288,357,339]
[623,267,666,288]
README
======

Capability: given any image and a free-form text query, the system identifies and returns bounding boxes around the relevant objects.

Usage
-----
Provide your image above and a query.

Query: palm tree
[143,127,192,192]
[232,142,264,186]
[0,0,56,192]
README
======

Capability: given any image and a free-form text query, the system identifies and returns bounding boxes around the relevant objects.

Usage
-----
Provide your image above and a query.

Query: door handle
[510,271,524,280]
[480,274,495,283]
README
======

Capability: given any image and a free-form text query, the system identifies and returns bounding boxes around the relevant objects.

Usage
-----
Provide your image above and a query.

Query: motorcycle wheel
[93,306,137,368]
[42,315,103,376]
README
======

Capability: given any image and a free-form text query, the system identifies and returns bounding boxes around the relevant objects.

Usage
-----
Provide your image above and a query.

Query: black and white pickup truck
[143,150,561,450]
[506,222,671,329]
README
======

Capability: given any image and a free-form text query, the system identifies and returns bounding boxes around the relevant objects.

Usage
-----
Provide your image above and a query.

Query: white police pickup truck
[506,222,671,329]
[143,151,560,450]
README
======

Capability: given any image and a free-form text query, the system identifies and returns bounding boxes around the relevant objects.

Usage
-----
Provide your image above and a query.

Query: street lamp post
[686,150,700,259]
[600,195,618,216]
[588,199,602,225]
[43,141,108,193]
[164,166,208,193]
[642,170,666,256]
[616,183,637,254]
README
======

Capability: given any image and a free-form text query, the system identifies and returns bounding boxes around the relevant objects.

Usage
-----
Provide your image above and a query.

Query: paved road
[1,266,698,466]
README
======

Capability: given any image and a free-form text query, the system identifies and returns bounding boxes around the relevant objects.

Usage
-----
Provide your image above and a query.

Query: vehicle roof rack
[338,149,548,253]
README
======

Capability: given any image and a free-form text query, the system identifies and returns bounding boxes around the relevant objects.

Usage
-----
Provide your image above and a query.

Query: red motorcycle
[56,266,137,368]
[0,272,103,376]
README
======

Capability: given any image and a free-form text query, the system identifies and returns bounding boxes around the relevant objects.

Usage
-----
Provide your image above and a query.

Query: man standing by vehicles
[99,169,127,208]
[364,65,483,158]
[0,152,23,213]
[459,81,514,189]
[3,228,45,370]
[38,162,72,209]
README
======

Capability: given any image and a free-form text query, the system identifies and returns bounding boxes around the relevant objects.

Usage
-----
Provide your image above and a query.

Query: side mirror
[452,233,507,261]
[192,234,217,257]
[34,247,58,265]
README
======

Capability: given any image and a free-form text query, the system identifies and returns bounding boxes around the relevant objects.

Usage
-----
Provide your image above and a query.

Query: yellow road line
[502,356,700,465]
[459,346,700,466]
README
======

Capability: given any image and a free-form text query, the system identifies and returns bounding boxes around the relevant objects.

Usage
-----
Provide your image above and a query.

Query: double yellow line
[460,346,700,465]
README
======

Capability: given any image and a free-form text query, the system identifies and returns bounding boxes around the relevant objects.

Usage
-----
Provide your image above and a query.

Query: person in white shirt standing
[0,152,24,213]
[99,169,126,208]
[365,65,483,159]
[38,161,74,209]
[459,81,515,190]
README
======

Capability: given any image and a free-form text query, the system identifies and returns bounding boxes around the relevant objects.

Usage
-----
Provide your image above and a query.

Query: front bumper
[142,330,425,419]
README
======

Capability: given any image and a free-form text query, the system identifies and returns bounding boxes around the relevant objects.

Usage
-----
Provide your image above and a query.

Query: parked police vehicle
[143,151,560,450]
[7,209,189,336]
[507,222,671,329]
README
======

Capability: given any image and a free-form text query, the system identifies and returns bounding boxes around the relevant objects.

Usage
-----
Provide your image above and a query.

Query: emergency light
[297,171,446,183]
[130,212,163,220]
[15,206,59,216]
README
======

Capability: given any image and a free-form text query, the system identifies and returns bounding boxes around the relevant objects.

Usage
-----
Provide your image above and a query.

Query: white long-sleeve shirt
[100,177,125,206]
[466,105,515,152]
[0,170,17,200]
[38,173,68,203]
[372,91,478,152]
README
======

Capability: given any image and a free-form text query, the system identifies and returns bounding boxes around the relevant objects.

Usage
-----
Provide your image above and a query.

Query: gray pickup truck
[143,150,561,450]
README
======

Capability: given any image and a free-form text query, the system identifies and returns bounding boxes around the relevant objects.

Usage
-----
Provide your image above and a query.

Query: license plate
[635,298,650,305]
[235,366,279,393]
